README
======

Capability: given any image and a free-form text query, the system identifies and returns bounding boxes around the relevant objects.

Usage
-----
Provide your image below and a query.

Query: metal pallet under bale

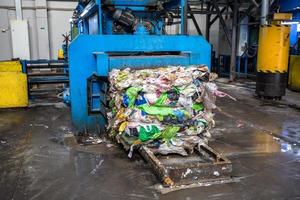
[118,135,233,191]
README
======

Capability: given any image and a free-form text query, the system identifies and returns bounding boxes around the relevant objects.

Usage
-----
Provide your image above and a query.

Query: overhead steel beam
[188,9,219,14]
[188,5,203,35]
[173,9,219,15]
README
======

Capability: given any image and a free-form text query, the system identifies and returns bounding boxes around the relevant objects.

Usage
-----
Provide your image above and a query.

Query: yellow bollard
[256,25,290,98]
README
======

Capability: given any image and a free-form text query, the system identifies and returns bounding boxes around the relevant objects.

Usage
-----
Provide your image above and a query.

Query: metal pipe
[14,0,23,20]
[261,0,269,25]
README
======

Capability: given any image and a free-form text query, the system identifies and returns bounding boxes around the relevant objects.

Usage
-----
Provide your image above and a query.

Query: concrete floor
[0,81,299,200]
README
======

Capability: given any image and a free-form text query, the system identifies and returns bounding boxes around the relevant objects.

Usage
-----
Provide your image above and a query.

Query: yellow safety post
[58,48,65,60]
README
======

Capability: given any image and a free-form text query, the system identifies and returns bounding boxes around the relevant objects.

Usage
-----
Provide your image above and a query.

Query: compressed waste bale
[107,65,225,157]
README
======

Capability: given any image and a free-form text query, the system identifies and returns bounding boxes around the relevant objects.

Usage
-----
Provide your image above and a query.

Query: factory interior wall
[47,9,73,59]
[188,15,219,56]
[0,0,219,60]
[0,8,13,60]
[0,0,76,61]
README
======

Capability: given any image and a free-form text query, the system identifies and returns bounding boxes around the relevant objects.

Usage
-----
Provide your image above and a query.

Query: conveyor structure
[22,60,69,99]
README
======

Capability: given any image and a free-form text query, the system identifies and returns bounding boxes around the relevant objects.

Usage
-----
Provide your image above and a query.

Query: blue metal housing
[279,0,300,54]
[279,0,300,18]
[69,0,211,133]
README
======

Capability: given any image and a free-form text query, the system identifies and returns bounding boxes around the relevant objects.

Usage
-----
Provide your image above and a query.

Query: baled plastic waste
[107,65,226,157]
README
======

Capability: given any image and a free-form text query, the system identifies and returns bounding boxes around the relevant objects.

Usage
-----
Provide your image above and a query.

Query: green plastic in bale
[138,125,160,142]
[125,87,142,108]
[154,92,168,106]
[192,103,204,111]
[138,105,175,116]
[152,126,180,142]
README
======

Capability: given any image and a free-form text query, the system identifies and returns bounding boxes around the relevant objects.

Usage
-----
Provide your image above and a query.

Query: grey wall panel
[0,0,76,60]
[23,9,39,59]
[188,15,219,56]
[219,17,232,56]
[48,9,73,59]
[210,17,219,56]
[188,15,206,36]
[0,9,13,61]
[35,0,50,59]
[0,8,39,60]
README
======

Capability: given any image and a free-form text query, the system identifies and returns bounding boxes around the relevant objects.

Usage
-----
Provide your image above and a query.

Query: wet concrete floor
[0,82,299,200]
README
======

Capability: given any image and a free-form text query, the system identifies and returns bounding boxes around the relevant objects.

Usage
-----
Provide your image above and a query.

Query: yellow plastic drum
[256,25,290,98]
[257,25,290,73]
